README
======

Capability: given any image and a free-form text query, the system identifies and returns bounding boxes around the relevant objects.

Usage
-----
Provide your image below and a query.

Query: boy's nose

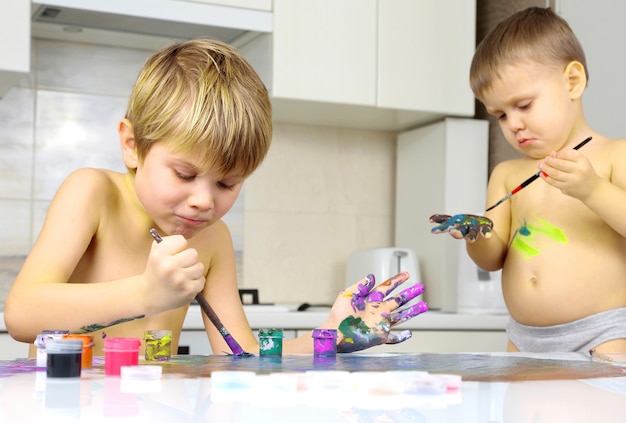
[506,113,524,132]
[188,187,214,210]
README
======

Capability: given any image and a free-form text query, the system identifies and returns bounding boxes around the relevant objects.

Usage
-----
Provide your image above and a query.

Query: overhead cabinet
[260,0,477,130]
[10,0,476,130]
[0,0,30,99]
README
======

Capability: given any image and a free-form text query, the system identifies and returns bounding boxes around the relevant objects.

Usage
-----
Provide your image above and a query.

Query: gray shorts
[507,307,626,352]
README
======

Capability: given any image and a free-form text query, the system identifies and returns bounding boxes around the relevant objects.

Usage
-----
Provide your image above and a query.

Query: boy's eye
[218,181,236,191]
[175,170,195,181]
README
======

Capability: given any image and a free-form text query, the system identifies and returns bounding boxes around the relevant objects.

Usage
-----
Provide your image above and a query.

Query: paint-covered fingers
[364,271,411,304]
[371,271,411,298]
[385,329,413,345]
[430,213,493,242]
[344,274,376,312]
[389,283,425,308]
[390,301,428,326]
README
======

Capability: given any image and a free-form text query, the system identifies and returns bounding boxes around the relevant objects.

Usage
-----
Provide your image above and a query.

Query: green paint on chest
[511,217,567,258]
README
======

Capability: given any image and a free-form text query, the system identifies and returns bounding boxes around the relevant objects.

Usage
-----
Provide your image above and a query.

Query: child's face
[480,61,578,159]
[133,143,244,239]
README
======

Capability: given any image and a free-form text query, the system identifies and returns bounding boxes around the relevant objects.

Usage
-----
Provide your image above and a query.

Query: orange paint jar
[64,334,95,369]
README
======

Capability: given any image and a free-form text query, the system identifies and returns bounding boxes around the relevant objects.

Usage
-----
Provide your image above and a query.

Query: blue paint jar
[46,338,83,378]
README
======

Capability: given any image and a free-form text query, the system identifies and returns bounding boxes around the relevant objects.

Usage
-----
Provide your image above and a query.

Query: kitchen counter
[184,305,510,331]
[0,308,508,333]
[0,307,511,359]
[1,352,625,422]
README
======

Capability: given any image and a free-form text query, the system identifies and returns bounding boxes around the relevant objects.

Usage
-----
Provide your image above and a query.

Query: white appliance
[345,247,423,302]
[395,118,490,311]
[456,241,507,315]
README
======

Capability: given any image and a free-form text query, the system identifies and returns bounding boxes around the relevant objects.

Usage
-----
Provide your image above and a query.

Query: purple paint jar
[35,329,70,368]
[312,329,337,357]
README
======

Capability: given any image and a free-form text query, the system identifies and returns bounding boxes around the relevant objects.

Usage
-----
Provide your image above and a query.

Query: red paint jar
[103,338,141,376]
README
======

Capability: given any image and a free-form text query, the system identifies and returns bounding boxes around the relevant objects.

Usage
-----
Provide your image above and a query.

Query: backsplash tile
[0,88,35,200]
[0,256,26,311]
[33,89,127,200]
[0,200,32,256]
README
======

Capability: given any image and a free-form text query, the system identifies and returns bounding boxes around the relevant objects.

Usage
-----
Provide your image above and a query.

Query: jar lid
[312,329,337,339]
[64,334,95,347]
[103,337,141,351]
[258,328,283,337]
[34,330,70,347]
[45,338,83,354]
[121,365,162,381]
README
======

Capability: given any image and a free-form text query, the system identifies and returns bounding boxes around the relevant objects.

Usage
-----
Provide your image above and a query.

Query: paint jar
[312,329,337,357]
[120,365,163,394]
[103,337,141,376]
[258,328,283,356]
[46,338,83,378]
[63,334,94,369]
[143,330,172,361]
[34,330,70,368]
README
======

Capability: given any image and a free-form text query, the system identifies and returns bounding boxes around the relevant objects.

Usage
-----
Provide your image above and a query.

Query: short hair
[125,38,272,178]
[470,7,588,100]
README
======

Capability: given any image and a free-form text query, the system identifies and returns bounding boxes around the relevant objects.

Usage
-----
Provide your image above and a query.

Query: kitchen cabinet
[179,329,505,355]
[347,330,508,353]
[0,334,29,360]
[253,0,476,131]
[180,307,508,354]
[175,0,271,11]
[395,118,489,311]
[0,0,30,98]
[22,0,476,131]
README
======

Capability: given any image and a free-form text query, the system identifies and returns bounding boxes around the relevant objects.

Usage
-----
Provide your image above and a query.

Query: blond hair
[126,39,272,177]
[470,7,588,100]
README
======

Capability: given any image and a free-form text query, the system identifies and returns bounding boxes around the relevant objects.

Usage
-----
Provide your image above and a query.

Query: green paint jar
[258,328,283,356]
[144,330,172,361]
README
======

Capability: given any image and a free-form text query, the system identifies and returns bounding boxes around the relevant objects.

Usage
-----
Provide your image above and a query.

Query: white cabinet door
[272,0,377,106]
[395,118,489,311]
[0,0,30,98]
[0,334,29,360]
[268,0,476,130]
[378,0,476,116]
[362,330,507,353]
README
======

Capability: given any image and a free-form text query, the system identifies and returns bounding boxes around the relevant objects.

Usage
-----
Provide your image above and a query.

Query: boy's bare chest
[71,231,151,283]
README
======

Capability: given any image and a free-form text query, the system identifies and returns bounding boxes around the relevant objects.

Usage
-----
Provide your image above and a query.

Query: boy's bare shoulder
[490,156,533,180]
[62,168,124,199]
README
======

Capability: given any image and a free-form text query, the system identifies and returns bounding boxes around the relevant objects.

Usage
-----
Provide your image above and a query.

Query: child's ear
[564,60,587,100]
[119,119,139,169]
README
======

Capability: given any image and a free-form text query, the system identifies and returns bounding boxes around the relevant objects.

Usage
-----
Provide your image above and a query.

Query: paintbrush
[485,136,592,212]
[149,228,253,357]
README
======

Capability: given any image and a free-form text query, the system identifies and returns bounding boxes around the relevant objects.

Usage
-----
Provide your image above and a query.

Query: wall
[475,0,549,174]
[0,39,396,308]
[243,124,396,305]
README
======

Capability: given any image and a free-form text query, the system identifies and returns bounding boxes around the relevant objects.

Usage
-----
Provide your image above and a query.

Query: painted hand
[329,272,428,353]
[430,213,493,242]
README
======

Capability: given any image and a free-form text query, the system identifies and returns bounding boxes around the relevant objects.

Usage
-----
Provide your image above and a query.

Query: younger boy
[432,7,626,353]
[5,39,426,356]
